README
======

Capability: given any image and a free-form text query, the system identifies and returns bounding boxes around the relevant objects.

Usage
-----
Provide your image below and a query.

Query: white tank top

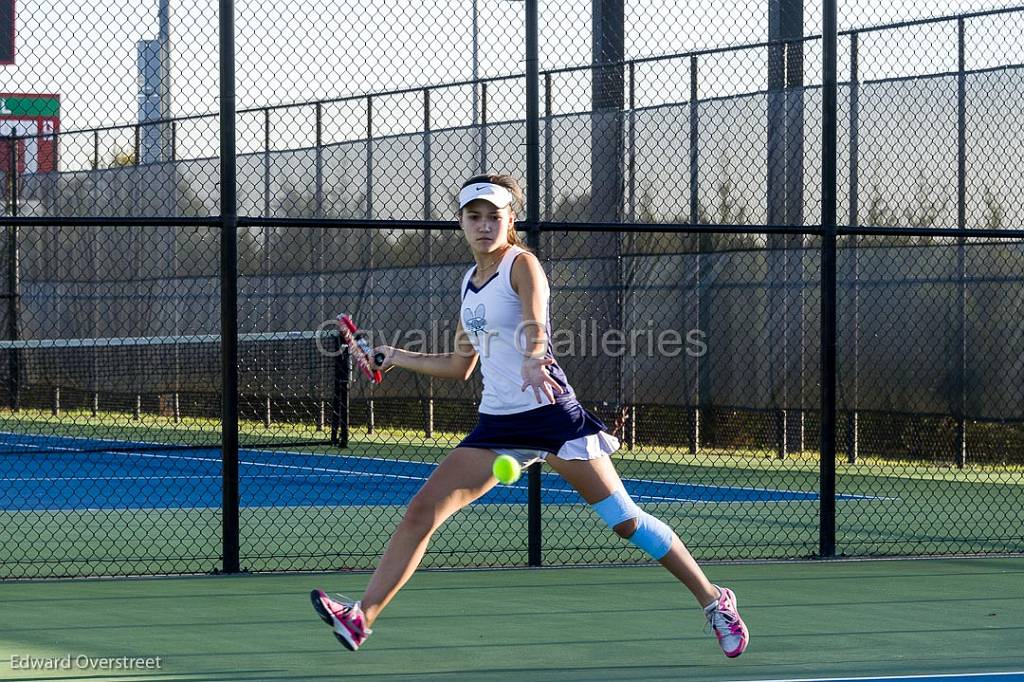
[460,245,574,415]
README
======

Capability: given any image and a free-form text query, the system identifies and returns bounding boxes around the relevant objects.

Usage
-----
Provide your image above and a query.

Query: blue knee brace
[592,488,674,560]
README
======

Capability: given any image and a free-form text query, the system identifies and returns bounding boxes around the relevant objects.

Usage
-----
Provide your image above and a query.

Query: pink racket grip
[358,361,383,384]
[338,314,358,334]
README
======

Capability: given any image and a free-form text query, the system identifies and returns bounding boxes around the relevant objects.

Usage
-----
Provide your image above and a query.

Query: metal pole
[542,76,551,219]
[480,82,489,173]
[618,63,634,446]
[689,56,699,227]
[690,54,703,454]
[956,17,968,469]
[219,0,241,574]
[52,129,60,174]
[315,101,325,430]
[258,107,271,424]
[315,102,323,216]
[819,0,838,559]
[261,108,271,426]
[627,62,636,224]
[332,346,350,448]
[158,0,173,160]
[172,193,181,423]
[90,149,99,415]
[6,136,20,411]
[366,96,374,218]
[423,88,434,439]
[366,95,375,434]
[625,61,636,450]
[525,0,542,568]
[847,32,860,464]
[472,0,479,128]
[263,109,270,217]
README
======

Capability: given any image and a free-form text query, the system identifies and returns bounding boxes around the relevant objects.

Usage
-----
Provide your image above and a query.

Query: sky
[1,0,1021,171]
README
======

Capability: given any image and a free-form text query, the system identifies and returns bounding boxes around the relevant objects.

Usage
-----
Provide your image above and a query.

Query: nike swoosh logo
[475,185,487,190]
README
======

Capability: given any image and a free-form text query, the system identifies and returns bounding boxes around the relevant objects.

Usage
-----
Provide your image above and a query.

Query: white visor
[458,182,514,209]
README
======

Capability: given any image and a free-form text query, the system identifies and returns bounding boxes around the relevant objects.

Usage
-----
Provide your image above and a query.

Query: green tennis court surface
[1,557,1021,681]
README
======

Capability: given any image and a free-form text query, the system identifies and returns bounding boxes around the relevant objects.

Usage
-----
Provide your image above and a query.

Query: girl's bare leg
[543,454,719,607]
[360,447,498,626]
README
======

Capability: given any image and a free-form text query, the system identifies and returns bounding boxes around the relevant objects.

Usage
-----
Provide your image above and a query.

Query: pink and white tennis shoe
[310,589,373,651]
[704,585,749,658]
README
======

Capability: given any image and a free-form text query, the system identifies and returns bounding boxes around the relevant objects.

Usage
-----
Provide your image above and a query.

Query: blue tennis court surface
[0,432,878,512]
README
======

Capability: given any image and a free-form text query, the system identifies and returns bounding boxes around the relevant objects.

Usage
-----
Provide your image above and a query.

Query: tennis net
[0,330,346,455]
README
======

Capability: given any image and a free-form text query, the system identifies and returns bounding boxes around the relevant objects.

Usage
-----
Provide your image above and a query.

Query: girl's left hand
[520,356,565,404]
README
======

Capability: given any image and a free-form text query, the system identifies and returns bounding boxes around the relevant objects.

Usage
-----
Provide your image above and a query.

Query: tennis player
[311,174,749,657]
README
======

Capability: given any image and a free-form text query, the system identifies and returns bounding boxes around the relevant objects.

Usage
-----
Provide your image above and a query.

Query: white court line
[0,468,725,504]
[0,432,883,502]
[0,459,874,504]
[727,671,1024,682]
[2,465,770,505]
[0,430,199,450]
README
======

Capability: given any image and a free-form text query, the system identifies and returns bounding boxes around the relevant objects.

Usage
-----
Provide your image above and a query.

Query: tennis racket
[336,313,385,384]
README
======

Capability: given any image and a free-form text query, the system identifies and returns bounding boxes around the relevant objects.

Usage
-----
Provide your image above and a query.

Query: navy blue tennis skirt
[458,399,608,454]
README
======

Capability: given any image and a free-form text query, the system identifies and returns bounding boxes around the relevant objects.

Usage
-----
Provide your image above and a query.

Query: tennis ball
[492,454,522,485]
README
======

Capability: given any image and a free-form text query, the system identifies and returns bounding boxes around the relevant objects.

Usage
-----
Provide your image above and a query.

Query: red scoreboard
[1,93,60,174]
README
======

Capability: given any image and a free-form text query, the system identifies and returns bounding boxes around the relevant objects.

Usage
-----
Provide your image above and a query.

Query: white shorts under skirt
[494,430,620,469]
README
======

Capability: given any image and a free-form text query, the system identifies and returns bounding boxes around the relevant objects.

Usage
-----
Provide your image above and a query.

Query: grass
[0,408,1022,579]
[3,407,1019,479]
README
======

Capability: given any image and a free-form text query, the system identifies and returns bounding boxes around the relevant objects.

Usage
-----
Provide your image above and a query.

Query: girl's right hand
[373,345,399,372]
[520,356,564,405]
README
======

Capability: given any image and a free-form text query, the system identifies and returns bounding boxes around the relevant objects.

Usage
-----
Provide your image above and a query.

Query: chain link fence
[0,0,1022,578]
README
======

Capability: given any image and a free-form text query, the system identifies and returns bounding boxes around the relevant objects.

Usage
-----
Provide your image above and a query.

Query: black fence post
[315,101,326,431]
[819,0,839,559]
[626,60,636,450]
[5,134,20,412]
[219,0,241,575]
[480,82,489,174]
[263,109,270,217]
[366,95,376,435]
[847,32,860,464]
[423,87,434,440]
[331,346,350,449]
[542,76,551,221]
[525,0,543,569]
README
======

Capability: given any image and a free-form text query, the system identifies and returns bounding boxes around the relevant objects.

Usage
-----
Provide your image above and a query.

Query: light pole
[137,0,172,164]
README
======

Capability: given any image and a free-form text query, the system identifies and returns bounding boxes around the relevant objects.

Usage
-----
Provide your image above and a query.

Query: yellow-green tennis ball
[492,454,522,485]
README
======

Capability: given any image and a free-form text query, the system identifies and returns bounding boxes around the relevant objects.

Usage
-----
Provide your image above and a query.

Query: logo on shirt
[463,303,487,334]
